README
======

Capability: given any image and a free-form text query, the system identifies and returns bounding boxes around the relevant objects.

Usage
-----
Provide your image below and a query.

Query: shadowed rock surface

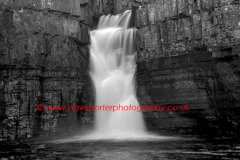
[134,0,240,137]
[0,0,95,141]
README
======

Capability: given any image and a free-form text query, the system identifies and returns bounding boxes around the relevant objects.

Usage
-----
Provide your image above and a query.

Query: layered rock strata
[135,0,240,137]
[0,0,97,140]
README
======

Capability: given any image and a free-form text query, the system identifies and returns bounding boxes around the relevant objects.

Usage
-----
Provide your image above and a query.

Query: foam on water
[49,130,183,144]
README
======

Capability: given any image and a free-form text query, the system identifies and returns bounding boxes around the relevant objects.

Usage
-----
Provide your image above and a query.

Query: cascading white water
[90,10,146,138]
[50,11,179,143]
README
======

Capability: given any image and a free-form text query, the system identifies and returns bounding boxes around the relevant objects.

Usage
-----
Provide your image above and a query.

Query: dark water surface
[1,136,240,160]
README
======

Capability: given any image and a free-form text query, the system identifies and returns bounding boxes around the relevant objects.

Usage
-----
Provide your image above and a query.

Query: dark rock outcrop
[135,0,240,137]
[0,0,94,140]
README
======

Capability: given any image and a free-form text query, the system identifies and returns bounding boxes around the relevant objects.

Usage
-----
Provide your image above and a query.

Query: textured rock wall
[113,0,157,14]
[89,0,153,15]
[135,0,240,137]
[0,0,94,140]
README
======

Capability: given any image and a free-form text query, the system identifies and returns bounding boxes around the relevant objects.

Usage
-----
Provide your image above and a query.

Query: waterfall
[50,11,178,143]
[90,10,146,138]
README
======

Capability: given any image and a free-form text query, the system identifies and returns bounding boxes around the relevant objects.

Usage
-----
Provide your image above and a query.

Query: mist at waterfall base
[51,11,181,143]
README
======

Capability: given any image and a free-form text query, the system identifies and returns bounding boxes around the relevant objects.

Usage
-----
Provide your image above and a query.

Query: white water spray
[90,10,146,138]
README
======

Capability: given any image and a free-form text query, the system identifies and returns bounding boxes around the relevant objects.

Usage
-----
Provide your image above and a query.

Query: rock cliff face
[1,0,240,140]
[0,0,98,140]
[134,0,240,137]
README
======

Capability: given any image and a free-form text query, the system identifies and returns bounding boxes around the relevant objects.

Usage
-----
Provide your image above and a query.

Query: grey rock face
[135,0,240,137]
[0,0,94,140]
